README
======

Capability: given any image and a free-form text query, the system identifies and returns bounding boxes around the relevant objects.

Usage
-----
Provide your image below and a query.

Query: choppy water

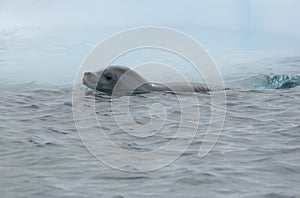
[1,73,300,197]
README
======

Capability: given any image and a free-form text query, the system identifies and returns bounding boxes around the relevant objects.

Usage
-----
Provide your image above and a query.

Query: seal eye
[104,73,113,81]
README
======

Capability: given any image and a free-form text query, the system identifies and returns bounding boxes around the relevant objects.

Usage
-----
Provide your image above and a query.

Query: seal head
[83,66,150,95]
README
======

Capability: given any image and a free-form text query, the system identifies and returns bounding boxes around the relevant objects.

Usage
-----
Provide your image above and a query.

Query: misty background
[1,0,300,84]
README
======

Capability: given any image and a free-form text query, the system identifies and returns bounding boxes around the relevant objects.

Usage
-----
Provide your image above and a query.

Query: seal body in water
[83,66,226,95]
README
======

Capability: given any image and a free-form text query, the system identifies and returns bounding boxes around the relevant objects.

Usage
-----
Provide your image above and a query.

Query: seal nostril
[84,72,92,76]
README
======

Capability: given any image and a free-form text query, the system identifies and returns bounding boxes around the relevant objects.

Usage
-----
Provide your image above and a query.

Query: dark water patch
[63,102,72,107]
[46,127,69,134]
[28,137,56,147]
[262,193,296,198]
[96,174,149,180]
[21,104,40,109]
[33,88,67,95]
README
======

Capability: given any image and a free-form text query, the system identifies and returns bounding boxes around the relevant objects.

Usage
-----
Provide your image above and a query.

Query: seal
[83,66,225,95]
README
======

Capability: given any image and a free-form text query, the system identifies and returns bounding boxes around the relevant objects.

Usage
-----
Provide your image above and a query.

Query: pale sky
[1,0,300,84]
[0,0,300,37]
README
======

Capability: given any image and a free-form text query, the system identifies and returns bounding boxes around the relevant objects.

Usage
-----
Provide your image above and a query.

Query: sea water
[1,27,300,197]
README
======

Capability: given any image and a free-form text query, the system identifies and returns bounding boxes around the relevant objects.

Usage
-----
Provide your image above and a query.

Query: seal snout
[83,71,97,81]
[84,71,93,77]
[82,71,100,90]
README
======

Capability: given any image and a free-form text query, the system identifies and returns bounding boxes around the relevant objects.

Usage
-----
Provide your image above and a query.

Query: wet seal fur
[83,66,227,95]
